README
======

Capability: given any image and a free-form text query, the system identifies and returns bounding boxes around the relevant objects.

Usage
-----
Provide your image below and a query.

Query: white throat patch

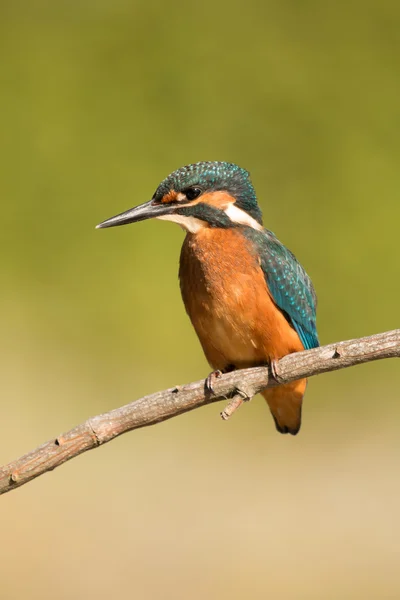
[156,213,206,233]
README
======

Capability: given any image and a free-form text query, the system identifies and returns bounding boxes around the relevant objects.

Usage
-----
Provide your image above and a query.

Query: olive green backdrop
[0,1,399,598]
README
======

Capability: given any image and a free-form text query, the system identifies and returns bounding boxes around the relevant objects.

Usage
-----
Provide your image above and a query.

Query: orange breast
[179,228,304,371]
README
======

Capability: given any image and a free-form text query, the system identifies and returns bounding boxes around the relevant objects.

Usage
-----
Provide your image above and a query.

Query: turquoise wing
[243,228,319,350]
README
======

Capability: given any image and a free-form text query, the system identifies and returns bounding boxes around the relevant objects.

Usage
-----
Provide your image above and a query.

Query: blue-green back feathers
[243,228,319,350]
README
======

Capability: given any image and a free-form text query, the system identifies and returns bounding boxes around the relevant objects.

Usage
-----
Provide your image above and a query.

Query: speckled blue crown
[154,161,263,224]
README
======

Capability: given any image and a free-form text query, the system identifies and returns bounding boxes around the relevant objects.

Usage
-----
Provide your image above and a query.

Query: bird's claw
[270,359,285,384]
[205,370,222,395]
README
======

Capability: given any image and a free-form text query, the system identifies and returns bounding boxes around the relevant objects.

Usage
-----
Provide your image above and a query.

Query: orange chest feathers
[179,228,303,371]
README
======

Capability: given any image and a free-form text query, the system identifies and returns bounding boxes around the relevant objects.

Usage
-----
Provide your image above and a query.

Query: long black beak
[96,199,173,229]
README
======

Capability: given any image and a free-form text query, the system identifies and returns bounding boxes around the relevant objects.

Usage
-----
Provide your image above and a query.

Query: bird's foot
[205,370,223,395]
[270,359,285,384]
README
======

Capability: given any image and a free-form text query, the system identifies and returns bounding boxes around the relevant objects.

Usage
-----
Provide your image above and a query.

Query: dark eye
[185,187,202,201]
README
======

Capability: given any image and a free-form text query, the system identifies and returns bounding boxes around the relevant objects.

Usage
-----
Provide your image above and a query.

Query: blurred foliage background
[0,0,399,598]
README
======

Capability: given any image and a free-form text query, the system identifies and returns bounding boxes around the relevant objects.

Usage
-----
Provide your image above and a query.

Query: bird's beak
[96,199,174,229]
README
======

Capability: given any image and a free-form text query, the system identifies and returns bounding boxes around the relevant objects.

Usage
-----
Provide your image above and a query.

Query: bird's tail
[261,378,307,435]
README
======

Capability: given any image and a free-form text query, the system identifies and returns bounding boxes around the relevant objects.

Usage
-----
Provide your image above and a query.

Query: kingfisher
[97,162,319,435]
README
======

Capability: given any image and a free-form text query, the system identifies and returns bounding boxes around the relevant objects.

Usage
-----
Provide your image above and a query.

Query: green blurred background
[0,1,399,598]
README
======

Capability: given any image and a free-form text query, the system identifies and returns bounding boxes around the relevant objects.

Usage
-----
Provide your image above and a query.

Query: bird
[97,161,319,435]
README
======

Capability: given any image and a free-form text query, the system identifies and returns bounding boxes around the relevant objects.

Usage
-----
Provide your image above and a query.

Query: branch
[0,330,398,496]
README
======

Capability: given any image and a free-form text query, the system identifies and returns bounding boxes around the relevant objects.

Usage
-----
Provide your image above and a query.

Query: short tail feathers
[261,378,307,435]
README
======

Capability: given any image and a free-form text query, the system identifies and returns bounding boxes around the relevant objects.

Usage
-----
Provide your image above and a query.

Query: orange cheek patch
[200,191,236,209]
[161,190,178,203]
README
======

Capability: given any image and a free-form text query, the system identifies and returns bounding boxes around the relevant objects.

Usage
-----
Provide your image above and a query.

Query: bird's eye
[185,187,202,201]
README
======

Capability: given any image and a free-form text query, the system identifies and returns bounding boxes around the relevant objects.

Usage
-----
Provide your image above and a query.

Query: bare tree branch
[0,329,398,496]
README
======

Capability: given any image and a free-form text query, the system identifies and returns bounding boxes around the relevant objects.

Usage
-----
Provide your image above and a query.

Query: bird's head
[97,161,263,233]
